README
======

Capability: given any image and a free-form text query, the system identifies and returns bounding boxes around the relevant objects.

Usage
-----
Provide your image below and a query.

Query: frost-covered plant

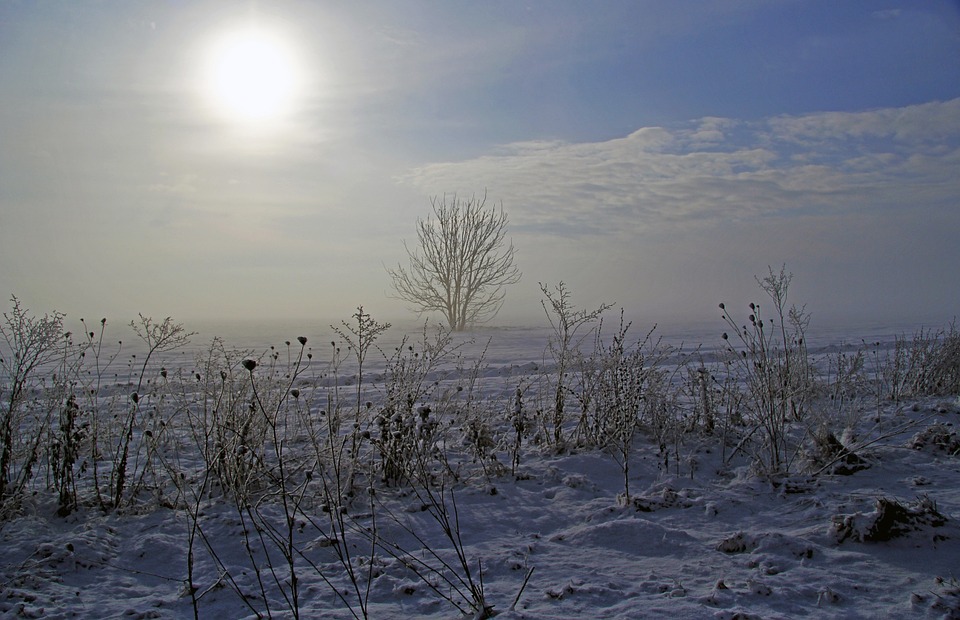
[111,315,193,508]
[185,337,265,499]
[187,338,319,619]
[239,341,315,620]
[332,306,391,418]
[509,384,529,477]
[684,360,715,435]
[0,296,67,514]
[446,341,507,480]
[576,314,674,501]
[372,413,535,618]
[49,392,86,515]
[539,282,612,449]
[803,347,868,470]
[923,323,960,395]
[859,323,960,430]
[373,323,459,485]
[718,266,814,476]
[643,361,687,475]
[74,318,123,510]
[876,334,912,406]
[331,307,391,492]
[297,347,381,620]
[709,352,747,465]
[376,402,440,486]
[823,348,867,422]
[372,477,495,618]
[461,410,501,478]
[886,323,960,399]
[36,330,89,517]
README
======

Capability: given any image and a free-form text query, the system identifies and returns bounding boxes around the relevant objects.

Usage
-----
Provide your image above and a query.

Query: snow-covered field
[1,317,959,619]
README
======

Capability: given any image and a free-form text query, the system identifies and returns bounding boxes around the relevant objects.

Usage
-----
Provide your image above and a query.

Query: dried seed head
[297,336,307,345]
[242,359,257,372]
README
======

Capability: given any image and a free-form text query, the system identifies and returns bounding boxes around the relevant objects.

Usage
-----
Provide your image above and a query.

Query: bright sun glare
[203,27,301,123]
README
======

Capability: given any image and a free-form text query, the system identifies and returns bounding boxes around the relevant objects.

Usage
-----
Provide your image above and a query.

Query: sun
[202,27,302,123]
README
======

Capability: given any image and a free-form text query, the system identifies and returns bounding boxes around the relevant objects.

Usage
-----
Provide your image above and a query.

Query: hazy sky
[2,1,959,328]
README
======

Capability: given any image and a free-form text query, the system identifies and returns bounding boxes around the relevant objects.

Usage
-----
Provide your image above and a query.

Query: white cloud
[764,99,960,145]
[872,9,901,20]
[401,99,960,238]
[146,173,199,195]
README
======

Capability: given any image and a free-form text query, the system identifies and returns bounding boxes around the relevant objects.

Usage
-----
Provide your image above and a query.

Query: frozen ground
[1,321,959,619]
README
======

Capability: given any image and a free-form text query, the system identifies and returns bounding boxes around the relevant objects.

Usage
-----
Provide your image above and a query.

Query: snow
[1,322,959,619]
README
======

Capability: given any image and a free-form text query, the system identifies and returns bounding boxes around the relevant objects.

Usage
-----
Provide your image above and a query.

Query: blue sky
[2,1,959,328]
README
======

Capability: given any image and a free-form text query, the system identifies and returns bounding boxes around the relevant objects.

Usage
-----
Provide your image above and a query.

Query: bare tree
[388,193,521,331]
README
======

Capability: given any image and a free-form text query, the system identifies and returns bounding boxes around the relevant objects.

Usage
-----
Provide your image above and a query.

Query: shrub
[575,314,674,501]
[373,323,459,486]
[718,266,814,476]
[872,322,960,406]
[538,282,612,449]
[0,296,67,513]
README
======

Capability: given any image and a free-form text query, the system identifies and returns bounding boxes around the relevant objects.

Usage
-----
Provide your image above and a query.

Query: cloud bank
[402,99,960,238]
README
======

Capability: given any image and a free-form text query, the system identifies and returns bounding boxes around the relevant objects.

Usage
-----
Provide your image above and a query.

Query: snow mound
[715,530,815,560]
[908,422,960,455]
[550,516,696,555]
[831,495,949,543]
[630,480,700,512]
